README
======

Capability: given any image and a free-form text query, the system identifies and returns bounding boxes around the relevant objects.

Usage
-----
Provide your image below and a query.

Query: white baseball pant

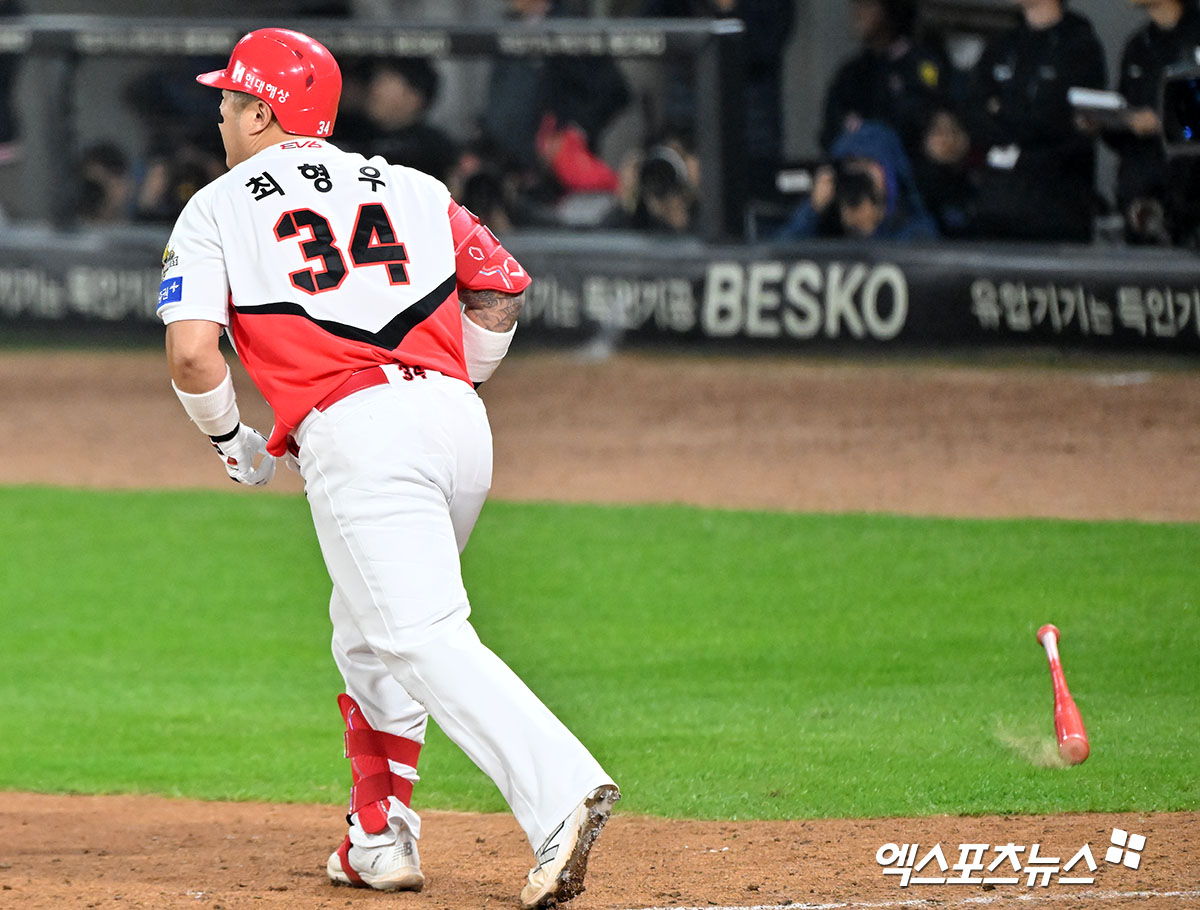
[294,365,613,850]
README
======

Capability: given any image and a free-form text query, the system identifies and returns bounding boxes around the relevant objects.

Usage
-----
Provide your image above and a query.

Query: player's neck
[244,125,308,161]
[257,126,299,153]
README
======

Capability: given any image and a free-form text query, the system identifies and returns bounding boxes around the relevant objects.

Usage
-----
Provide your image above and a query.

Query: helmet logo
[231,60,246,83]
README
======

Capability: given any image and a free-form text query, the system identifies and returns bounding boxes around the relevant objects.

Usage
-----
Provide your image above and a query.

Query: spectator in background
[447,137,523,233]
[911,104,977,238]
[325,56,376,151]
[820,0,948,162]
[963,0,1106,242]
[639,0,795,199]
[338,58,459,183]
[1093,0,1200,245]
[123,63,227,223]
[777,120,938,241]
[480,0,630,204]
[77,142,135,224]
[133,126,226,224]
[619,133,700,233]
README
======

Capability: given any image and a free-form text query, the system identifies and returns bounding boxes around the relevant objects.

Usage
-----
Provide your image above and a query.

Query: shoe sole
[524,784,620,908]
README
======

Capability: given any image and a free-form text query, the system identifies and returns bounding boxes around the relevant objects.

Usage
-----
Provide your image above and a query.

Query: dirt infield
[2,349,1200,519]
[0,794,1196,910]
[1,348,1198,909]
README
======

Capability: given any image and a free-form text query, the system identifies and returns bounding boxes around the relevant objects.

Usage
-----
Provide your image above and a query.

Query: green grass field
[1,486,1196,820]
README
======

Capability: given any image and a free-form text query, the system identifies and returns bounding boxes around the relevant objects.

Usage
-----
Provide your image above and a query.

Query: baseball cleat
[327,826,425,892]
[519,784,621,909]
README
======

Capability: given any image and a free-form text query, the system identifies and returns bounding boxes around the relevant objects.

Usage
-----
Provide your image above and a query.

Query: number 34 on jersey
[247,161,412,297]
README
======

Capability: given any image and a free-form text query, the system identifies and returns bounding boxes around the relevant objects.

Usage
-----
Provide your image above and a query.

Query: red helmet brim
[196,69,239,90]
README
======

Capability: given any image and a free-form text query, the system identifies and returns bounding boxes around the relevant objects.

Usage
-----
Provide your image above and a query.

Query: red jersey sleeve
[447,201,532,294]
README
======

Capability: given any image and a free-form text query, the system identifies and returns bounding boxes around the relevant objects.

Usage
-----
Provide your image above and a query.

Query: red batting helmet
[197,28,341,138]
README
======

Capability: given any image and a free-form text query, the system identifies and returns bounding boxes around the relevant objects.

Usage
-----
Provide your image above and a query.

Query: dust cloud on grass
[993,721,1071,769]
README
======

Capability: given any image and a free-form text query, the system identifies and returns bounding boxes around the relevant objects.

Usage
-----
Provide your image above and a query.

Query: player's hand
[1125,108,1161,137]
[209,423,276,486]
[811,166,836,212]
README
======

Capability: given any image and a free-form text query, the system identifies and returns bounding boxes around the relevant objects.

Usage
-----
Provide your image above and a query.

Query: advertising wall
[1,230,1198,354]
[509,238,1200,353]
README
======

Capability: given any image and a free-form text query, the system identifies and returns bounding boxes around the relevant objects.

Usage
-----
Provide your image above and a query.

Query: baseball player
[157,28,619,908]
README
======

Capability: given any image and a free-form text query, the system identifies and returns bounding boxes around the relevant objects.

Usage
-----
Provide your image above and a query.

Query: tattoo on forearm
[461,289,524,333]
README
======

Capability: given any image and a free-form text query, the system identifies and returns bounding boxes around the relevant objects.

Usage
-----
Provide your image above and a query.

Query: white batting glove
[209,424,276,486]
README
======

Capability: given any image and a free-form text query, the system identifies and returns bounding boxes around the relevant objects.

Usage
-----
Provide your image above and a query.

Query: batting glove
[209,423,276,486]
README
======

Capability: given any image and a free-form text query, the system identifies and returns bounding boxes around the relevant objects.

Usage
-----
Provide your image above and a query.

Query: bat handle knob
[1037,624,1060,646]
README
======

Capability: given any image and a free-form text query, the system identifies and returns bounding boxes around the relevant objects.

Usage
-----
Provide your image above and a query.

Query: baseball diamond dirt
[1,348,1198,910]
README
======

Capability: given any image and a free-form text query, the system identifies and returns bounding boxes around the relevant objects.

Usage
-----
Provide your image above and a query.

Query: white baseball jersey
[158,139,523,455]
[158,139,613,863]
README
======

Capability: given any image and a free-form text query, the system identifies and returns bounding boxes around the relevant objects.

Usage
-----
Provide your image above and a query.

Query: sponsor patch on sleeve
[161,244,179,275]
[157,277,183,310]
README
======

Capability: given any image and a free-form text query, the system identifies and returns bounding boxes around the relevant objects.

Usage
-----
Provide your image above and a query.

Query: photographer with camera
[1088,0,1200,245]
[777,120,938,241]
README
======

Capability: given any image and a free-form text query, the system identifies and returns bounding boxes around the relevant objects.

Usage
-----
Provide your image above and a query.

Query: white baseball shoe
[326,825,425,892]
[519,784,621,908]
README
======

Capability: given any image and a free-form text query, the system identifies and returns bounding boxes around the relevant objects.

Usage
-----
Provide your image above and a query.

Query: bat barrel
[1058,733,1090,764]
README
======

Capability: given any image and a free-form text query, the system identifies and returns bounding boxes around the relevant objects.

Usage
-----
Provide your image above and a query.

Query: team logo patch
[161,244,179,275]
[157,277,183,310]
